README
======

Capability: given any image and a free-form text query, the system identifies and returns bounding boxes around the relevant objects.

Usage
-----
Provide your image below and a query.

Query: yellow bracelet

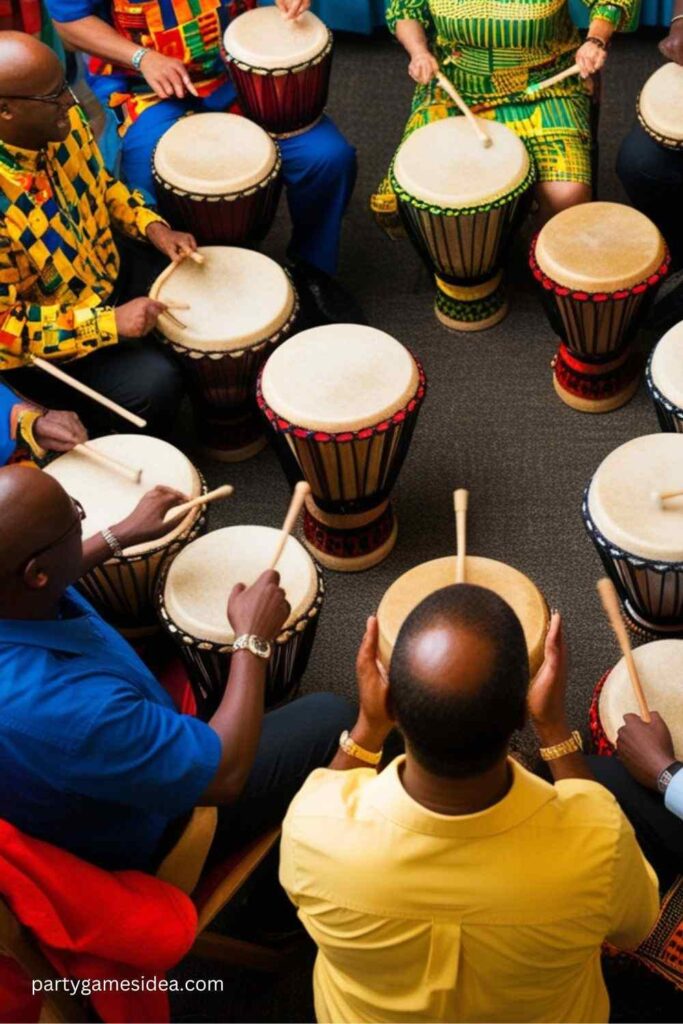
[339,730,382,766]
[539,730,584,762]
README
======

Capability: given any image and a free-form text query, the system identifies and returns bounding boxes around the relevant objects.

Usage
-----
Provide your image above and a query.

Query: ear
[23,558,49,591]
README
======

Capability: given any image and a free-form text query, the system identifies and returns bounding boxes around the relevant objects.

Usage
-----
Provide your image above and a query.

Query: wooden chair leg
[192,930,285,972]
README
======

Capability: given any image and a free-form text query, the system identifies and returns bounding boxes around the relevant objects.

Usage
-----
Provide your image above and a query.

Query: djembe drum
[583,433,683,637]
[391,117,535,331]
[222,7,332,137]
[377,556,549,675]
[257,324,426,571]
[152,112,282,245]
[646,322,683,433]
[157,525,324,716]
[531,202,669,412]
[45,436,205,636]
[637,62,683,151]
[590,639,683,756]
[151,246,298,461]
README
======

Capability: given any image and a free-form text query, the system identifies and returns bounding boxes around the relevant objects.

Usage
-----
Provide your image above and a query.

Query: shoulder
[284,767,378,827]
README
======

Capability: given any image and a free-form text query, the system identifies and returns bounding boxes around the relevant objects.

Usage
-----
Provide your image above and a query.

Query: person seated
[0,378,86,465]
[0,465,353,873]
[281,590,658,1024]
[0,33,198,436]
[48,0,363,326]
[372,0,637,231]
[589,713,683,893]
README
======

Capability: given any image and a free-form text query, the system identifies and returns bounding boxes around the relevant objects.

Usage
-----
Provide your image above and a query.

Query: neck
[400,750,512,816]
[0,588,66,621]
[0,127,41,153]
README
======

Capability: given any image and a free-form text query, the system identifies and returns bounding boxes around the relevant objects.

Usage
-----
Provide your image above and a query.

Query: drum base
[552,344,641,414]
[194,406,268,463]
[434,271,508,332]
[303,497,398,572]
[622,600,683,641]
[199,435,268,463]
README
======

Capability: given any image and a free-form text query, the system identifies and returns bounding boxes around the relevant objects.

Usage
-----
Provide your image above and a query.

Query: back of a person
[283,758,647,1024]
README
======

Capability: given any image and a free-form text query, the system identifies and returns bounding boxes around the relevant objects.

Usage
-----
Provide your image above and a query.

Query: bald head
[390,585,529,778]
[0,33,74,150]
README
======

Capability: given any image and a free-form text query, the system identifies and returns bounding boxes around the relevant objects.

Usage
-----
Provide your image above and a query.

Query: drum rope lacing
[637,92,683,151]
[222,32,333,76]
[389,159,536,216]
[645,350,683,423]
[582,490,683,572]
[529,237,671,301]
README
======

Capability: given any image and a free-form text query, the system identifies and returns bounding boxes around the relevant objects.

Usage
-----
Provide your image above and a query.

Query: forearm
[327,714,391,772]
[395,19,431,58]
[81,533,115,574]
[53,15,138,67]
[587,16,616,41]
[204,652,267,803]
[0,301,117,369]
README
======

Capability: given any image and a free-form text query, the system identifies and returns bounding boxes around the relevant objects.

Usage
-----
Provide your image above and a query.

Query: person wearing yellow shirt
[280,586,659,1024]
[0,32,197,435]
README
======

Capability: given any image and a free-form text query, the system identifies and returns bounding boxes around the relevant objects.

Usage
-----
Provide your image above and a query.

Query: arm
[660,0,683,63]
[616,711,683,820]
[605,815,660,950]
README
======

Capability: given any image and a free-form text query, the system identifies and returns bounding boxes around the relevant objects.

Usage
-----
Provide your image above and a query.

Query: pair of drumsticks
[451,487,652,723]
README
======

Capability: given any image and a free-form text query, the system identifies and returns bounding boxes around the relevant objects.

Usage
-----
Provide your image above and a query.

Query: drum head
[44,436,201,557]
[163,525,319,644]
[535,202,665,292]
[587,433,683,561]
[153,113,277,196]
[223,7,330,70]
[377,555,548,674]
[639,63,683,143]
[599,639,683,755]
[260,324,419,432]
[392,117,530,210]
[651,321,683,411]
[150,247,295,352]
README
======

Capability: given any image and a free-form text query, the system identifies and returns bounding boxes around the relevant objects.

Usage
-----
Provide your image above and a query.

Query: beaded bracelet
[586,35,609,49]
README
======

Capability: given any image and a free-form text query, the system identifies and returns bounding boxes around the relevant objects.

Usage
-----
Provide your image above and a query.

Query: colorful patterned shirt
[0,103,164,370]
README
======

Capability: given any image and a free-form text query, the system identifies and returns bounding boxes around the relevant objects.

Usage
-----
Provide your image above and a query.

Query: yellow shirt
[280,757,659,1024]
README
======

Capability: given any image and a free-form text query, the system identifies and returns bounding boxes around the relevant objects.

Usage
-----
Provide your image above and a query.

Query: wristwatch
[131,47,150,71]
[539,730,583,761]
[232,633,272,660]
[656,761,683,795]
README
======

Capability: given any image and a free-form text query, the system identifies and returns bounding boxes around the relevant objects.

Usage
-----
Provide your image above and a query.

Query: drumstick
[76,443,142,484]
[163,310,187,330]
[454,488,469,584]
[163,301,190,310]
[525,62,581,95]
[597,578,651,723]
[164,484,234,522]
[435,72,492,148]
[268,481,311,571]
[653,488,683,507]
[187,251,204,265]
[29,356,147,429]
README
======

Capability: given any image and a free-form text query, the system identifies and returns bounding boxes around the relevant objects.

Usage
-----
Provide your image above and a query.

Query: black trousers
[4,238,185,438]
[616,123,683,269]
[588,755,683,893]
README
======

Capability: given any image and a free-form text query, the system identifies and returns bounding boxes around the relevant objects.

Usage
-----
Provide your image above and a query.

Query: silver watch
[656,761,683,794]
[232,634,272,660]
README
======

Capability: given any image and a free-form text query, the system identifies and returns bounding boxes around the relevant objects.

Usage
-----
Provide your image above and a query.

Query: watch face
[250,637,270,656]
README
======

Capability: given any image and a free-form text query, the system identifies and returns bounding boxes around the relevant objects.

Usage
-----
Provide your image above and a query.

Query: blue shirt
[665,769,683,821]
[0,381,24,465]
[0,588,221,871]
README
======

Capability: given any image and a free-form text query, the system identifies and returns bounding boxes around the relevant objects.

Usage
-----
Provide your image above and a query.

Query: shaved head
[390,585,529,778]
[0,33,74,149]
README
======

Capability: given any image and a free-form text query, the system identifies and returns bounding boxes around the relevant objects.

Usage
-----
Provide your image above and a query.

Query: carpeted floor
[160,26,683,1023]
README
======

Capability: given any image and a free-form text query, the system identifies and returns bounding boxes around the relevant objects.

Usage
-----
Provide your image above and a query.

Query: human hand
[616,711,676,789]
[575,40,608,78]
[109,485,188,548]
[146,222,198,263]
[33,410,88,452]
[354,616,394,741]
[114,297,168,338]
[409,49,439,85]
[275,0,310,18]
[138,50,199,99]
[659,20,683,64]
[528,611,570,744]
[228,569,290,643]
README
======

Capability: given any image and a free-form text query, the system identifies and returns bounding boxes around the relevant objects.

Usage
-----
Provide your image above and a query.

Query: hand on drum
[228,569,290,643]
[146,222,198,263]
[527,610,570,742]
[616,711,676,790]
[408,50,439,85]
[575,39,607,78]
[109,485,189,548]
[137,50,199,99]
[276,0,311,18]
[355,615,394,739]
[660,20,683,65]
[33,410,88,453]
[114,298,169,338]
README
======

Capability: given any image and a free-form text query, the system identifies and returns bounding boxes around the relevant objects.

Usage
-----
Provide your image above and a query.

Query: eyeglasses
[0,80,75,106]
[23,498,86,566]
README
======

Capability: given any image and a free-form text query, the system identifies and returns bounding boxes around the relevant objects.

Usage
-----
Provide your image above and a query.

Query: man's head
[0,33,75,149]
[0,466,84,615]
[390,584,529,778]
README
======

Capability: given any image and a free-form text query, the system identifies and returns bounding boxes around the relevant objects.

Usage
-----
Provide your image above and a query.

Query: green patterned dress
[373,0,637,223]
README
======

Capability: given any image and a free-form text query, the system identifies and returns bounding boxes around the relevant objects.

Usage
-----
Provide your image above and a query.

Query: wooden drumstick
[163,310,187,330]
[435,72,492,148]
[597,578,651,723]
[653,488,683,508]
[76,443,142,484]
[187,251,204,265]
[163,301,190,310]
[454,488,469,584]
[164,484,234,522]
[525,62,581,95]
[29,356,147,429]
[269,481,311,571]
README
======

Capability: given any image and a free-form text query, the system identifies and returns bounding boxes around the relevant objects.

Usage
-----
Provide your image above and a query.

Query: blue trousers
[91,77,357,276]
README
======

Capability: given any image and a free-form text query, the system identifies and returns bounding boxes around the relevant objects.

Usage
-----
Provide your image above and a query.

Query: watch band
[101,526,124,558]
[539,730,584,762]
[232,633,271,660]
[657,761,683,794]
[131,47,150,71]
[671,12,683,23]
[339,730,383,766]
[585,35,609,50]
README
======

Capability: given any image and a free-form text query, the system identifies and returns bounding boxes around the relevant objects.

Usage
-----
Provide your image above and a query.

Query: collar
[0,137,42,176]
[0,587,109,656]
[369,756,557,839]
